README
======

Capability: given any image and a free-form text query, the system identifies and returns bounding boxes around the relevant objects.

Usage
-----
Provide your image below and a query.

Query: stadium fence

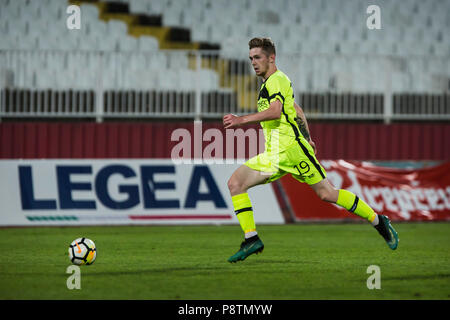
[0,49,449,122]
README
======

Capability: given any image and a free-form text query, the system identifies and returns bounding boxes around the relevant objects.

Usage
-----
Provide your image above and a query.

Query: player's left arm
[294,102,316,153]
[223,100,282,129]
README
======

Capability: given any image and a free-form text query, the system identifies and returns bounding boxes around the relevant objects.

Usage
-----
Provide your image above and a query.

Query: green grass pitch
[0,223,449,300]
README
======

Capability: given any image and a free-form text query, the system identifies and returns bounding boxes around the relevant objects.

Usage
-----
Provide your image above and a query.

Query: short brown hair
[248,37,276,56]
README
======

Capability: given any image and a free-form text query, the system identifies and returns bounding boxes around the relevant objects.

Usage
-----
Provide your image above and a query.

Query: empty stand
[0,0,449,122]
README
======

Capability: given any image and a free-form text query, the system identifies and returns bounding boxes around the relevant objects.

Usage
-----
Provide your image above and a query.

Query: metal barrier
[0,50,449,122]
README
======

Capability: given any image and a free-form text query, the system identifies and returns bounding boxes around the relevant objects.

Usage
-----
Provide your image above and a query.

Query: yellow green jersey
[247,69,327,185]
[257,69,299,153]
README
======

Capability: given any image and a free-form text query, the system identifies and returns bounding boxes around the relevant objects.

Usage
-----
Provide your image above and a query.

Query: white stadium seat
[197,69,219,91]
[80,4,99,21]
[177,69,197,92]
[0,0,448,94]
[138,36,159,51]
[158,69,180,90]
[107,20,128,37]
[117,36,139,52]
[129,0,149,14]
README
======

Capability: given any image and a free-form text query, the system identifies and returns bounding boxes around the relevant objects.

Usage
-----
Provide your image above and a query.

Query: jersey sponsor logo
[257,99,269,112]
[257,85,270,112]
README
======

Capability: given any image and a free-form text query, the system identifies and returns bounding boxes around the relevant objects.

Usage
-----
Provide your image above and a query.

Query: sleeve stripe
[269,92,285,102]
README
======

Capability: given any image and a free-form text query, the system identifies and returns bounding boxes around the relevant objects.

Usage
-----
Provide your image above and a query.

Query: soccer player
[222,37,399,263]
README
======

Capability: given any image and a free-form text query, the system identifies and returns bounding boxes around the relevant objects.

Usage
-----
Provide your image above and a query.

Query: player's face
[249,47,272,77]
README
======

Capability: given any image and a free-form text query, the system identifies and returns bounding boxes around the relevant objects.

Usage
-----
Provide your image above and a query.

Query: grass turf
[0,223,449,300]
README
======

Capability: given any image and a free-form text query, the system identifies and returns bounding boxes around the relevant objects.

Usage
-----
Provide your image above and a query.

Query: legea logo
[18,164,227,210]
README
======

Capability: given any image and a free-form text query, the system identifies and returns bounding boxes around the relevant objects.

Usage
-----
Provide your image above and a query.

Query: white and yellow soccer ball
[68,238,97,265]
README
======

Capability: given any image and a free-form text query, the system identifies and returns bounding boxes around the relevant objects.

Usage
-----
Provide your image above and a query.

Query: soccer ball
[68,238,96,265]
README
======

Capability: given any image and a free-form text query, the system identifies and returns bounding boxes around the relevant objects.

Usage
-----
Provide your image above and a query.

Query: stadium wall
[1,121,449,225]
[1,122,449,160]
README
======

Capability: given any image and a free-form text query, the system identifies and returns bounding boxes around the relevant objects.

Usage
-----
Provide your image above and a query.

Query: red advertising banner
[279,161,450,222]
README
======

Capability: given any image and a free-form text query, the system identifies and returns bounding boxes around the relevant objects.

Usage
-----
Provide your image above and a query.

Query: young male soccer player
[222,37,399,263]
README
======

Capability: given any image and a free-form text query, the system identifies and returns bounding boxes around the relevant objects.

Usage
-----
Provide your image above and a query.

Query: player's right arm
[223,100,282,129]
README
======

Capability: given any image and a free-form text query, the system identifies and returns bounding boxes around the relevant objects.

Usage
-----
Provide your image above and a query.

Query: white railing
[0,50,449,123]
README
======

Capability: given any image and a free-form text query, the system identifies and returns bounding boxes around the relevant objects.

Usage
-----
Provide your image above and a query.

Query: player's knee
[227,177,244,195]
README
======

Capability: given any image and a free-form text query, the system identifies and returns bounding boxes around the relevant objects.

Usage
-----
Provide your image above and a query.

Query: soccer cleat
[374,215,399,250]
[228,235,264,263]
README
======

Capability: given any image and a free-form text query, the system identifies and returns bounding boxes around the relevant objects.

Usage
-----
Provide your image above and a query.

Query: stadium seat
[118,36,139,52]
[129,0,149,14]
[80,4,99,21]
[148,52,168,69]
[77,34,99,51]
[86,19,108,38]
[391,72,412,92]
[162,7,181,27]
[2,0,21,18]
[107,20,128,37]
[190,25,209,43]
[220,36,250,59]
[138,36,159,52]
[197,69,219,91]
[34,68,58,90]
[158,69,180,90]
[210,23,228,43]
[96,35,118,52]
[36,36,61,51]
[0,0,448,95]
[167,52,189,69]
[147,0,166,15]
[431,42,450,57]
[178,69,197,92]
